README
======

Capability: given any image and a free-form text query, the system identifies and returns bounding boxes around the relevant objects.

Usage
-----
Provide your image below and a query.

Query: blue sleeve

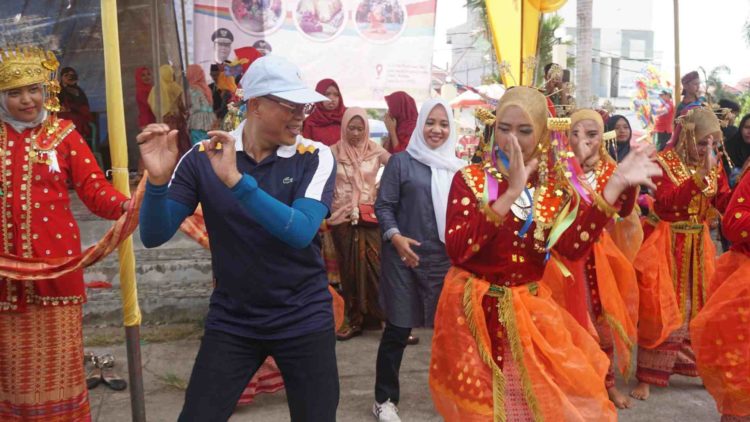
[231,174,328,249]
[139,182,194,248]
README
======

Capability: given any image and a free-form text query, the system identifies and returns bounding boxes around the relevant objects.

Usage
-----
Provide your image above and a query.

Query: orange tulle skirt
[429,267,616,422]
[691,250,750,417]
[608,210,644,262]
[634,220,700,348]
[541,232,639,378]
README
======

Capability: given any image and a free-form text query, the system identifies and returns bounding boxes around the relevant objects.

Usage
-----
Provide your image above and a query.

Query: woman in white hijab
[372,98,464,422]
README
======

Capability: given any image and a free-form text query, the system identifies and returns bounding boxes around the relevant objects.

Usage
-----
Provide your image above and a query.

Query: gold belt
[646,213,703,234]
[487,282,539,297]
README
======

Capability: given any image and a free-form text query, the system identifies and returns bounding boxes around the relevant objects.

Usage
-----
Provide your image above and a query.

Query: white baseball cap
[240,55,327,104]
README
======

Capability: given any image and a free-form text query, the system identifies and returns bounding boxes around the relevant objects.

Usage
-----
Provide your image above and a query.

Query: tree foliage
[535,14,570,84]
[701,65,737,103]
[466,0,490,41]
[739,91,750,119]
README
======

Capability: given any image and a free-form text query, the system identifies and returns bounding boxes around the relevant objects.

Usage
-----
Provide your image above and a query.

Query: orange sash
[429,267,616,422]
[0,178,143,280]
[690,251,750,417]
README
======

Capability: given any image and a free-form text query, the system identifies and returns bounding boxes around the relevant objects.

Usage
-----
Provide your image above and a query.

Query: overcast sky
[434,0,750,86]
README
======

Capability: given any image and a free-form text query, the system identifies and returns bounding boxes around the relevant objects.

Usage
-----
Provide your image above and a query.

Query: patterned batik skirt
[0,304,90,421]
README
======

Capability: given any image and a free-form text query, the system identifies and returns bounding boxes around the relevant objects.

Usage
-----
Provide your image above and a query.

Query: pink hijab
[187,64,213,106]
[335,107,387,207]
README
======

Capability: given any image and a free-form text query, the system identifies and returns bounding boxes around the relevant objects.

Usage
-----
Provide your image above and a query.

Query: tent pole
[151,0,162,122]
[100,1,146,421]
[181,0,189,68]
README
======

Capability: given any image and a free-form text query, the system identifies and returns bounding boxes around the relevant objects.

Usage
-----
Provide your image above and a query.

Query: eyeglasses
[264,95,312,114]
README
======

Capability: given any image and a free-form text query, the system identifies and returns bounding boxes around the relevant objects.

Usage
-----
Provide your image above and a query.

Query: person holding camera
[542,63,573,117]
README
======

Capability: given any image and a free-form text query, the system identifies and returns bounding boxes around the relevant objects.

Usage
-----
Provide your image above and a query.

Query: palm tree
[535,15,570,84]
[576,0,593,108]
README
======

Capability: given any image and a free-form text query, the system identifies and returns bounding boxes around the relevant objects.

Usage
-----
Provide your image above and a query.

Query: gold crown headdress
[0,46,62,132]
[0,47,59,91]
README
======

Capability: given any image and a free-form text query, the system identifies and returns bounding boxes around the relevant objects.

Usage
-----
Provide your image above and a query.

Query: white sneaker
[372,399,401,422]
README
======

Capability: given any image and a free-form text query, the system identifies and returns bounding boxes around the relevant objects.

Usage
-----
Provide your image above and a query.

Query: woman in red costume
[691,168,750,422]
[429,87,661,421]
[542,109,640,410]
[631,106,732,400]
[0,47,131,421]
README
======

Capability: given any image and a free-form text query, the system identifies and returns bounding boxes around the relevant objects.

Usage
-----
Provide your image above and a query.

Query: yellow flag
[485,0,567,87]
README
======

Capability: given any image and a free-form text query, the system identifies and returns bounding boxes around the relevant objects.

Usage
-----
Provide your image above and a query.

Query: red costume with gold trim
[634,147,731,387]
[0,119,127,312]
[429,163,617,422]
[691,170,750,420]
[542,158,640,387]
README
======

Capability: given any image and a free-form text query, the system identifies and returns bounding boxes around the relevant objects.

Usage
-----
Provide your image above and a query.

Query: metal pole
[126,326,146,422]
[673,0,681,99]
[151,0,162,122]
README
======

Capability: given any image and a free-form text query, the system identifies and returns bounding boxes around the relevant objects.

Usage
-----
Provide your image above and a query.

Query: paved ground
[87,326,721,422]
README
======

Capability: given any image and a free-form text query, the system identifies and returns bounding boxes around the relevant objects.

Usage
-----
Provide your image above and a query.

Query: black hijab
[725,114,750,170]
[605,115,632,163]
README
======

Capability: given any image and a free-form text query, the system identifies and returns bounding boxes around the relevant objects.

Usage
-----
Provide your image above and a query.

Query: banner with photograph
[193,0,437,108]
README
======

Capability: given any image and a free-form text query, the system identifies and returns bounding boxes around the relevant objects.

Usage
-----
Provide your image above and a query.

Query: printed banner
[193,0,437,108]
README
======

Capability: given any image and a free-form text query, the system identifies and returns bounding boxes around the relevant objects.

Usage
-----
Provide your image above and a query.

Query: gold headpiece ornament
[602,130,617,156]
[0,46,62,131]
[602,130,617,142]
[547,117,571,131]
[474,107,496,126]
[0,47,59,92]
[546,63,563,80]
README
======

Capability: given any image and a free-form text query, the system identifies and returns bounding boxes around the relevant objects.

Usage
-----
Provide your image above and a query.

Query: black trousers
[374,321,412,404]
[178,328,339,422]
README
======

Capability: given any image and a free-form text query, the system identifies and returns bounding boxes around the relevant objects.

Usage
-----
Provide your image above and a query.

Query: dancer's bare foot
[630,382,650,401]
[608,386,632,409]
